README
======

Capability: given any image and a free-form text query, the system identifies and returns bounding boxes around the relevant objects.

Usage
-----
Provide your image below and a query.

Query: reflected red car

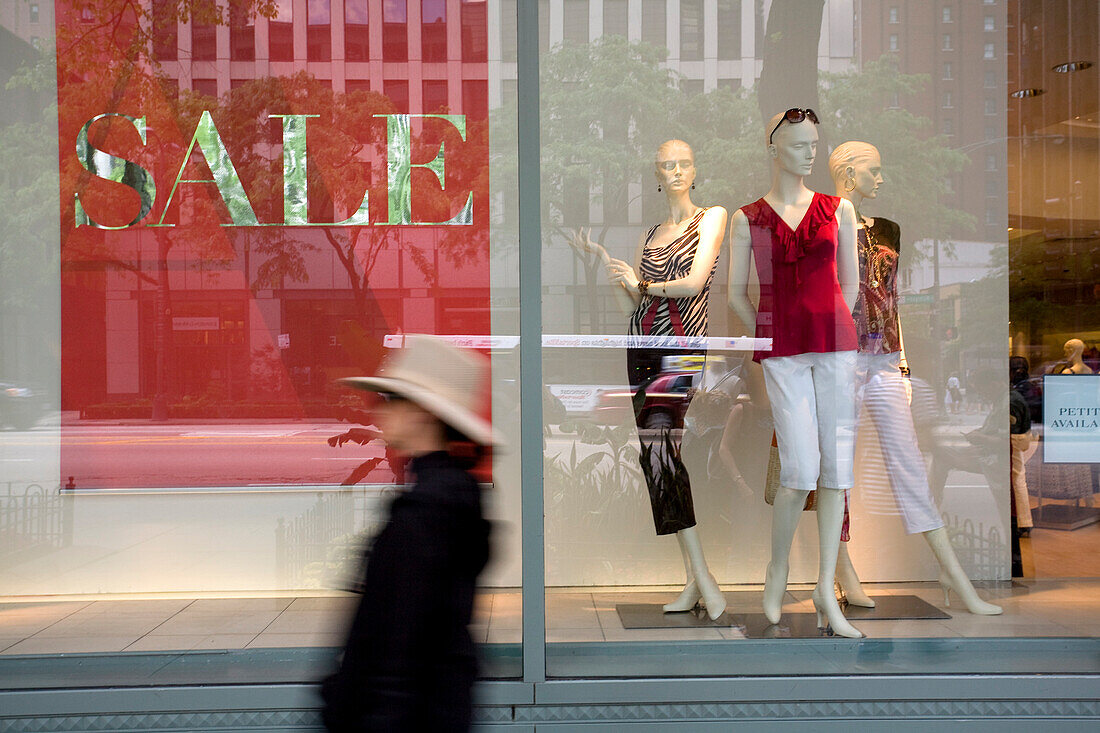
[592,371,695,429]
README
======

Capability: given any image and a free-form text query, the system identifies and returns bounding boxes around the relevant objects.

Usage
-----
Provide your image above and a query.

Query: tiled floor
[1,579,1097,655]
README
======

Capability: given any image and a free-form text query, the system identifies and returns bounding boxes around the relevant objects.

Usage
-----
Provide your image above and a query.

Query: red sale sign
[55,1,490,488]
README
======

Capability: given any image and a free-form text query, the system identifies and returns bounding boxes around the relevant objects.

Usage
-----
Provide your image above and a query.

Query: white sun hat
[340,335,497,446]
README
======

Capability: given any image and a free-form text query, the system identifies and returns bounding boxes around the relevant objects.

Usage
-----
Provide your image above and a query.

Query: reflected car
[592,371,695,430]
[0,381,43,430]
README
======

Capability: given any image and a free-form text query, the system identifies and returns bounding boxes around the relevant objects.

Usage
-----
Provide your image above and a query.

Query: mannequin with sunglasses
[728,108,863,638]
[570,140,729,620]
[827,141,1002,616]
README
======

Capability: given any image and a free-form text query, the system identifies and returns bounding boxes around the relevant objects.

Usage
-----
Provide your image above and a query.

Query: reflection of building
[0,0,52,49]
[860,0,1007,245]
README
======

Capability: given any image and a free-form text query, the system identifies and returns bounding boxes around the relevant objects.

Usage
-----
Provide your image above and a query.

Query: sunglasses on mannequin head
[768,108,820,144]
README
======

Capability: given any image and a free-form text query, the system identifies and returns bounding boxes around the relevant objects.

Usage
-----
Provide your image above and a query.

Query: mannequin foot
[663,580,701,613]
[836,577,875,608]
[762,562,787,624]
[939,574,1003,615]
[812,587,865,639]
[697,572,727,620]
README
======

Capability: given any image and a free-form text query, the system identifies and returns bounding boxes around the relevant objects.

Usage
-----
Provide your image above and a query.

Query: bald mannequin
[1057,339,1093,375]
[729,110,862,638]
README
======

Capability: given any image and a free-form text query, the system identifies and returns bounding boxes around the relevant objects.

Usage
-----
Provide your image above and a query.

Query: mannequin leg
[925,527,1003,615]
[763,487,805,624]
[812,488,864,638]
[680,527,726,620]
[663,532,700,612]
[835,542,875,608]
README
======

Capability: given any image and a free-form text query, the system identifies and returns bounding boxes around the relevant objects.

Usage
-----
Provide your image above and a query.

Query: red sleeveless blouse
[741,192,858,362]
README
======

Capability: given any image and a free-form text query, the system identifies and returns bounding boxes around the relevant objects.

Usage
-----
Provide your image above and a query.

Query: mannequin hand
[606,258,640,292]
[567,228,610,265]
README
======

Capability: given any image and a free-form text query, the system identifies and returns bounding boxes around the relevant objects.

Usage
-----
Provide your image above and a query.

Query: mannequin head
[766,110,818,177]
[828,141,883,202]
[654,139,696,194]
[1064,338,1086,362]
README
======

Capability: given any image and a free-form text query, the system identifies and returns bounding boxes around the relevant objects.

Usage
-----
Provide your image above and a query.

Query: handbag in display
[763,431,817,511]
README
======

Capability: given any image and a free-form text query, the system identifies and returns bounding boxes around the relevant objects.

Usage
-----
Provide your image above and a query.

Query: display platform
[1033,503,1100,531]
[839,595,951,621]
[616,594,951,637]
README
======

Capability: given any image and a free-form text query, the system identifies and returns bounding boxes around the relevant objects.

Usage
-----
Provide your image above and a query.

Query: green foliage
[820,56,975,248]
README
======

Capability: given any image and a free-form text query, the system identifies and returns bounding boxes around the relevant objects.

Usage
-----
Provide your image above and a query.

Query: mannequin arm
[727,210,757,334]
[836,199,859,312]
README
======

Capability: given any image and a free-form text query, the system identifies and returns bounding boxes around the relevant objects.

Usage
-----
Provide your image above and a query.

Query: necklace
[858,216,887,289]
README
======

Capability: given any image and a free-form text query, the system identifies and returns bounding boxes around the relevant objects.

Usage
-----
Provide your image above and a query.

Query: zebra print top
[628,207,716,338]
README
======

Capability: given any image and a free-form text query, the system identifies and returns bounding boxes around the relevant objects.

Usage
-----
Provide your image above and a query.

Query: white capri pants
[762,350,857,491]
[856,352,944,534]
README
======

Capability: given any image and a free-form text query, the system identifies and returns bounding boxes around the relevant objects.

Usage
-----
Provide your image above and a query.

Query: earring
[657,184,662,192]
[691,183,695,189]
[844,176,856,192]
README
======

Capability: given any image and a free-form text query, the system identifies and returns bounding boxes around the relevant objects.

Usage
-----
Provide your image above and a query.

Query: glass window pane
[20,0,521,686]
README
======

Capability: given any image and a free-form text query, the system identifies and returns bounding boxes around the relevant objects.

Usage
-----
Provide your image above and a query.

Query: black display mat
[839,594,951,620]
[616,594,949,637]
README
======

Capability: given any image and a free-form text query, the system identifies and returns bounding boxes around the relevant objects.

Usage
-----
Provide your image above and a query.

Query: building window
[889,34,898,51]
[717,0,741,60]
[308,0,332,62]
[942,6,953,23]
[462,79,487,118]
[985,70,997,88]
[642,0,667,50]
[423,79,449,113]
[229,4,255,61]
[889,92,900,108]
[943,118,953,135]
[345,0,369,62]
[152,0,177,61]
[984,42,995,59]
[384,78,409,111]
[985,15,995,31]
[986,208,999,226]
[889,7,898,23]
[943,61,953,79]
[986,153,998,171]
[943,91,953,108]
[192,78,218,98]
[191,20,216,61]
[422,0,447,62]
[30,35,40,49]
[604,0,628,37]
[680,0,705,61]
[30,3,39,23]
[270,0,294,61]
[461,0,488,62]
[942,33,952,51]
[383,0,408,61]
[563,0,589,45]
[985,98,998,115]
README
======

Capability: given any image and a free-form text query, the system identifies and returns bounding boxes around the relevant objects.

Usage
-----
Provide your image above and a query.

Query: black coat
[321,451,491,732]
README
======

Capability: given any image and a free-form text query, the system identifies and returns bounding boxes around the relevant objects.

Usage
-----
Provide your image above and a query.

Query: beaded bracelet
[638,279,651,297]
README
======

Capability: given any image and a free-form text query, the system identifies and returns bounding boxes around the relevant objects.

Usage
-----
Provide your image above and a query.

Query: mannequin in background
[827,142,1002,616]
[728,109,863,638]
[570,140,729,620]
[1054,339,1094,375]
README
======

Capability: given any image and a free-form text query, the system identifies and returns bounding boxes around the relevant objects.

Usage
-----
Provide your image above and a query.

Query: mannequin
[728,109,863,638]
[828,141,1002,616]
[570,140,729,620]
[1055,339,1094,374]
